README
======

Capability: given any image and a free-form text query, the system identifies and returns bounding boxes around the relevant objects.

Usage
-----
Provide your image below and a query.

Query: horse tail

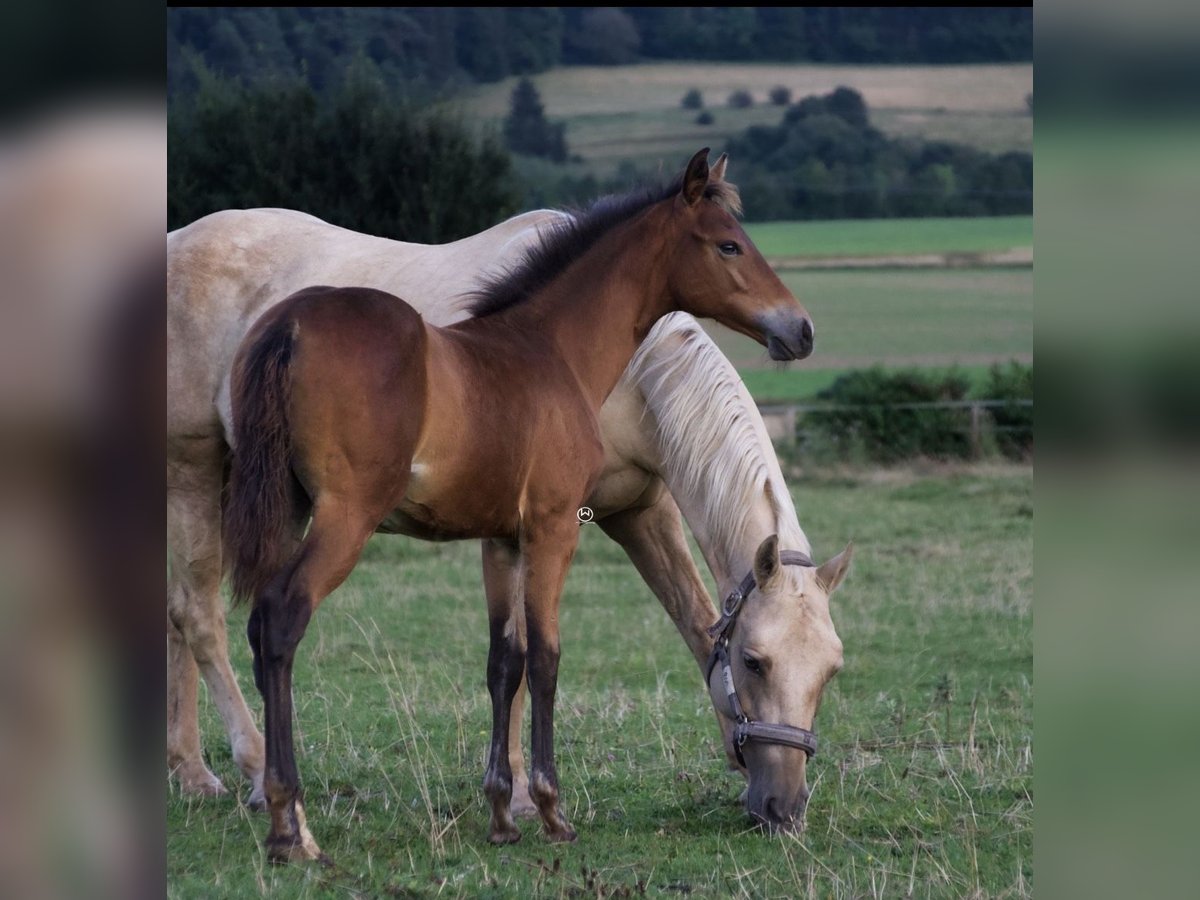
[223,315,310,607]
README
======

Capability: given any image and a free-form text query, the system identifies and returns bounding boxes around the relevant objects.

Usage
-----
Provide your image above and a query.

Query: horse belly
[382,457,522,540]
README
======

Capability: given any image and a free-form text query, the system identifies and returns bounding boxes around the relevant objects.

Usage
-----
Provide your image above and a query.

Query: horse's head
[666,149,814,361]
[706,535,852,832]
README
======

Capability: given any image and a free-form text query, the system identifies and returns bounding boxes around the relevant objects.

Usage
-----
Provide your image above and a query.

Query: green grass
[168,466,1032,897]
[744,217,1032,260]
[704,267,1032,404]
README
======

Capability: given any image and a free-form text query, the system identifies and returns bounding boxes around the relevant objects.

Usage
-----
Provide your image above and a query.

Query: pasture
[712,266,1033,403]
[167,466,1032,897]
[743,217,1032,262]
[455,63,1032,175]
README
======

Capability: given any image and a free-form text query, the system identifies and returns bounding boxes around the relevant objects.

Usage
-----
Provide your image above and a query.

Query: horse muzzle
[760,311,814,361]
[747,784,810,833]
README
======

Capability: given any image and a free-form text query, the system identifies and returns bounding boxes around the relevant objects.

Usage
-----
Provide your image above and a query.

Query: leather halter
[705,550,820,767]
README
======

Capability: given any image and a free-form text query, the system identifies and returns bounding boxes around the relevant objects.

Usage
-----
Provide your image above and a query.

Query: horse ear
[753,534,781,590]
[815,543,854,596]
[710,152,729,183]
[681,147,710,206]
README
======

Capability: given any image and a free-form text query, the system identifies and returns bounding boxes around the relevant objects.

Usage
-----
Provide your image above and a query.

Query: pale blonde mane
[623,313,809,560]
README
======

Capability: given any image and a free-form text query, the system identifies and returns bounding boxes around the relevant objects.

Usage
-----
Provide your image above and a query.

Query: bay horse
[222,150,814,861]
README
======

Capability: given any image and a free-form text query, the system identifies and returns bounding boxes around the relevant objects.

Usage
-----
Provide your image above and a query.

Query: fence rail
[756,398,1033,456]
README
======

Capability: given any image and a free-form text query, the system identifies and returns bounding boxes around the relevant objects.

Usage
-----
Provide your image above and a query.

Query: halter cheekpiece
[705,550,820,767]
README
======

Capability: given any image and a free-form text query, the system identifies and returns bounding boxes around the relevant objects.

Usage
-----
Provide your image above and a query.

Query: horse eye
[718,241,741,257]
[743,654,763,675]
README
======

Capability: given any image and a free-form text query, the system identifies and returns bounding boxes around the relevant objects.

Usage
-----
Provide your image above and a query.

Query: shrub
[695,110,714,126]
[727,89,754,109]
[681,88,704,109]
[768,85,792,106]
[981,361,1032,459]
[801,367,974,463]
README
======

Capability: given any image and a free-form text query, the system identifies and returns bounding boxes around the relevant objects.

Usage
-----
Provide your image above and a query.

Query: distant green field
[744,216,1032,260]
[704,266,1032,401]
[456,62,1032,176]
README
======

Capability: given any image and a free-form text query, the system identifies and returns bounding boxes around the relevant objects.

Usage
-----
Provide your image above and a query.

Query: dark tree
[681,88,704,110]
[726,86,1032,220]
[769,85,792,106]
[728,89,755,109]
[168,60,519,242]
[503,77,568,162]
[563,8,641,65]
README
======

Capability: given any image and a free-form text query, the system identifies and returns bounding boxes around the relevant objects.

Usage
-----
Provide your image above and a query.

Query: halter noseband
[705,550,820,767]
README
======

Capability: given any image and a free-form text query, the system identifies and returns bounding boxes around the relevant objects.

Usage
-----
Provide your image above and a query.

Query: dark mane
[467,180,675,318]
[467,177,741,319]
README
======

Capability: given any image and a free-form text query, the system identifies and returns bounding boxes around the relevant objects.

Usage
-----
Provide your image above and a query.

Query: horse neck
[625,315,811,595]
[494,211,673,409]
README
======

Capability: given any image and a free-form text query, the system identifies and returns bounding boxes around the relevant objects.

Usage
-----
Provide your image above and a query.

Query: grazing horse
[507,311,852,832]
[222,150,815,861]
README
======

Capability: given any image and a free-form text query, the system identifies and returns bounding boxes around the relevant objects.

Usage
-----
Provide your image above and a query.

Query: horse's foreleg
[168,443,265,806]
[596,490,717,670]
[522,525,579,843]
[258,499,374,865]
[507,674,536,817]
[487,541,534,817]
[481,538,528,843]
[597,492,739,762]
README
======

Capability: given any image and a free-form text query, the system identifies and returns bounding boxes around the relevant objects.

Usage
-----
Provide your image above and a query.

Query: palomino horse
[167,155,846,833]
[222,150,814,861]
[521,311,852,831]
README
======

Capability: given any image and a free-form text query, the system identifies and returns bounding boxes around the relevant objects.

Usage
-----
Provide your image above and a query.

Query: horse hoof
[545,825,578,844]
[177,768,227,798]
[488,826,522,846]
[511,794,538,819]
[266,835,328,865]
[246,788,268,812]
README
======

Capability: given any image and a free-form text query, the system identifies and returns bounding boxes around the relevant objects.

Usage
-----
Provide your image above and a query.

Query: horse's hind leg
[481,538,529,842]
[167,615,221,795]
[257,498,379,864]
[167,437,265,806]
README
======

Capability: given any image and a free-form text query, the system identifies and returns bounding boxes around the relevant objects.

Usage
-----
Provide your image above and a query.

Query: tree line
[726,87,1032,219]
[168,60,519,242]
[504,83,1032,220]
[169,8,1031,93]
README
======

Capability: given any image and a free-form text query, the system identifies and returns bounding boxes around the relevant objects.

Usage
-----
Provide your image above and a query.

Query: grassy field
[706,267,1032,402]
[168,466,1032,898]
[454,62,1032,175]
[743,217,1033,261]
